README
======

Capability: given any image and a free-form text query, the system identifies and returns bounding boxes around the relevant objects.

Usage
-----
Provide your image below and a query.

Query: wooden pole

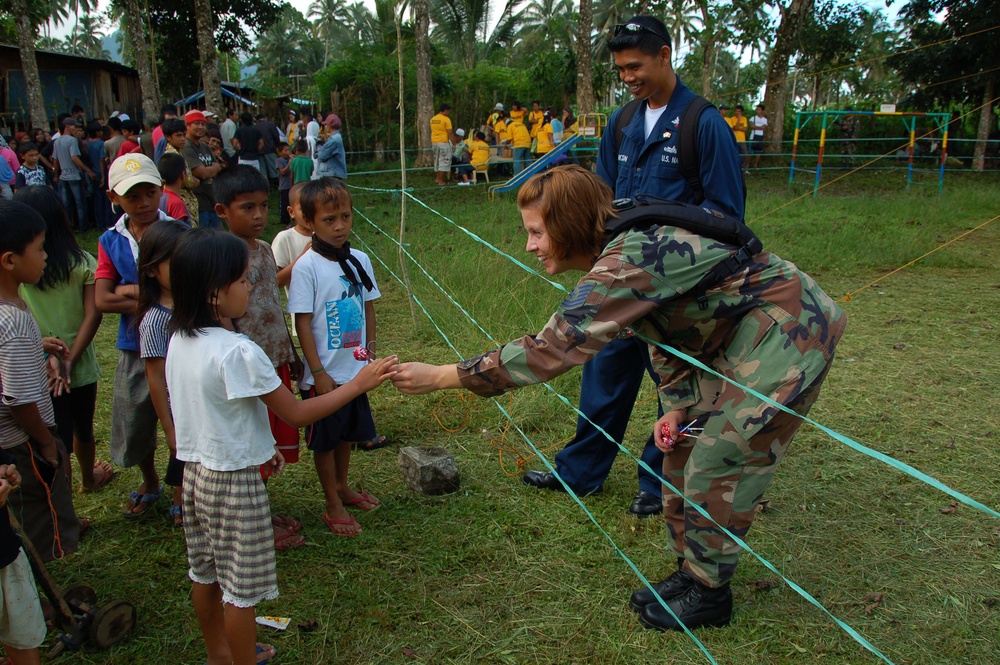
[396,11,419,328]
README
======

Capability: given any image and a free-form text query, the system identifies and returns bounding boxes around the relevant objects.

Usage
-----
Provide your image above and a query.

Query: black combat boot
[638,579,733,631]
[629,559,692,612]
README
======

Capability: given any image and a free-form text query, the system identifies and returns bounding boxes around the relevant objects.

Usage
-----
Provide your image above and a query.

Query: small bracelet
[310,367,324,375]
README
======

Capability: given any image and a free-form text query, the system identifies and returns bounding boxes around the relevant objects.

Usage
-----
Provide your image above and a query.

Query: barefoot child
[96,154,177,518]
[166,228,396,665]
[15,186,110,494]
[213,165,305,547]
[287,178,383,537]
[136,221,190,526]
[0,200,81,561]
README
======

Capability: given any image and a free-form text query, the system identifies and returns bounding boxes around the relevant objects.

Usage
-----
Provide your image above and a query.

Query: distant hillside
[104,31,123,63]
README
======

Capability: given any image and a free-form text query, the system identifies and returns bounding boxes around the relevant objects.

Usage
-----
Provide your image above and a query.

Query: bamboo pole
[395,11,419,328]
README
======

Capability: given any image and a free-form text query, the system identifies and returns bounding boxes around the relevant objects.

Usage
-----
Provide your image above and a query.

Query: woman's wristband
[310,367,324,375]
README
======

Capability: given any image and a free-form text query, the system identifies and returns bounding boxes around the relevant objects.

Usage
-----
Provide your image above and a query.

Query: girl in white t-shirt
[165,228,396,665]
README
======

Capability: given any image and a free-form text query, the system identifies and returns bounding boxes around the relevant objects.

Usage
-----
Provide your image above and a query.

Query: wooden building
[0,45,141,131]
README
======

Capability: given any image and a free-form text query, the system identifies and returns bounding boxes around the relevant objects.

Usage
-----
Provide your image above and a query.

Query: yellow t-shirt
[529,110,545,138]
[494,119,509,142]
[430,113,452,144]
[470,139,491,170]
[730,115,748,142]
[508,121,531,149]
[536,123,554,154]
[509,109,525,123]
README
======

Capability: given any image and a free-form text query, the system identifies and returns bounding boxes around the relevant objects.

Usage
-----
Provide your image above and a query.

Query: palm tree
[576,0,595,114]
[3,0,50,127]
[413,0,434,166]
[193,0,223,114]
[663,0,700,57]
[429,0,524,70]
[68,13,109,59]
[309,0,349,66]
[115,0,159,120]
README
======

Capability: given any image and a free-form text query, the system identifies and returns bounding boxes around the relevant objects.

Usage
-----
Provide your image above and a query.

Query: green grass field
[34,167,1000,664]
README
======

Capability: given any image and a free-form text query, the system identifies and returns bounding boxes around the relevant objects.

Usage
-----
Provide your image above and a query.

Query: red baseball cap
[184,110,207,124]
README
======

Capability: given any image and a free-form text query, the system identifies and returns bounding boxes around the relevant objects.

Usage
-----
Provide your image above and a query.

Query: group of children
[0,151,396,663]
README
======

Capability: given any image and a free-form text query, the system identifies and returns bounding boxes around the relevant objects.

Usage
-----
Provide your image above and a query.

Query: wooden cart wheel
[62,584,98,609]
[88,600,136,650]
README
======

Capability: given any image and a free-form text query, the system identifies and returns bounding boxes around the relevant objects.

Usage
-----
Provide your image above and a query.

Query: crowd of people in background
[430,99,582,186]
[0,103,348,232]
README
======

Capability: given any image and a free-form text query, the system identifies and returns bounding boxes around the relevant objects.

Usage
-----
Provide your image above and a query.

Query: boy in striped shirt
[0,199,81,561]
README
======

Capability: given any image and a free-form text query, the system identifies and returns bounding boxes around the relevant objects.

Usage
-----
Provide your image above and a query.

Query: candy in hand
[353,347,370,362]
[660,423,676,452]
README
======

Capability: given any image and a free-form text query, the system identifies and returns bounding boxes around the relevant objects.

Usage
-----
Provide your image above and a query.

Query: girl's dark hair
[135,220,189,330]
[12,186,85,290]
[169,228,249,337]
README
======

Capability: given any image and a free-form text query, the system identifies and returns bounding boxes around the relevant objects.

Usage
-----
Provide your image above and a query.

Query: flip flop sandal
[272,514,303,533]
[169,505,184,528]
[322,512,361,537]
[343,491,380,511]
[257,644,278,665]
[352,434,392,451]
[123,485,162,519]
[273,526,306,550]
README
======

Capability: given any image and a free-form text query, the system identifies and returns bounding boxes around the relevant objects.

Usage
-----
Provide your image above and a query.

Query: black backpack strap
[677,96,713,206]
[613,99,643,155]
[605,197,763,310]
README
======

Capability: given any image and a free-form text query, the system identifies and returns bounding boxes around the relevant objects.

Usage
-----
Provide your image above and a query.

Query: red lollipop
[353,347,370,361]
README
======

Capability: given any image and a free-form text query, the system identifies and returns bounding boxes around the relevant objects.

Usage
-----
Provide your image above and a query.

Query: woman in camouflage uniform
[391,164,846,631]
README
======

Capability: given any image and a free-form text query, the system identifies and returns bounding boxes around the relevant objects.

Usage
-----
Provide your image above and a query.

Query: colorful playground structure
[788,110,952,196]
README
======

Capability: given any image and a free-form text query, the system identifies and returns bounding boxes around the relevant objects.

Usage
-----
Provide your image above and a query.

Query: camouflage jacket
[457,225,847,438]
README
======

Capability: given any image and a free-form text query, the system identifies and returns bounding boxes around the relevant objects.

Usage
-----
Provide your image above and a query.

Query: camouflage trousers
[662,370,828,588]
[843,142,857,168]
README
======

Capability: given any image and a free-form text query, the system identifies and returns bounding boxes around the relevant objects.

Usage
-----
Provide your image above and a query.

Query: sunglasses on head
[613,22,670,44]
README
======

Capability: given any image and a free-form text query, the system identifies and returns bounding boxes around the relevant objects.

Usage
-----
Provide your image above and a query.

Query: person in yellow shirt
[469,131,491,173]
[528,100,545,145]
[484,103,503,145]
[507,115,532,174]
[430,103,456,186]
[494,111,510,155]
[731,105,749,169]
[509,102,525,123]
[535,112,555,155]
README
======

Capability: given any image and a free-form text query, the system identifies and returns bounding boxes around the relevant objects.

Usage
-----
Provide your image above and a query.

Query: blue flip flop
[124,485,162,519]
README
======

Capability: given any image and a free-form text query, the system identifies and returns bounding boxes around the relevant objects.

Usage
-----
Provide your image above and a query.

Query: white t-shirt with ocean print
[286,248,381,388]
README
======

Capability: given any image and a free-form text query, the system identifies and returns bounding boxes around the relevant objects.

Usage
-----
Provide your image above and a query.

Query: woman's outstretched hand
[391,362,459,395]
